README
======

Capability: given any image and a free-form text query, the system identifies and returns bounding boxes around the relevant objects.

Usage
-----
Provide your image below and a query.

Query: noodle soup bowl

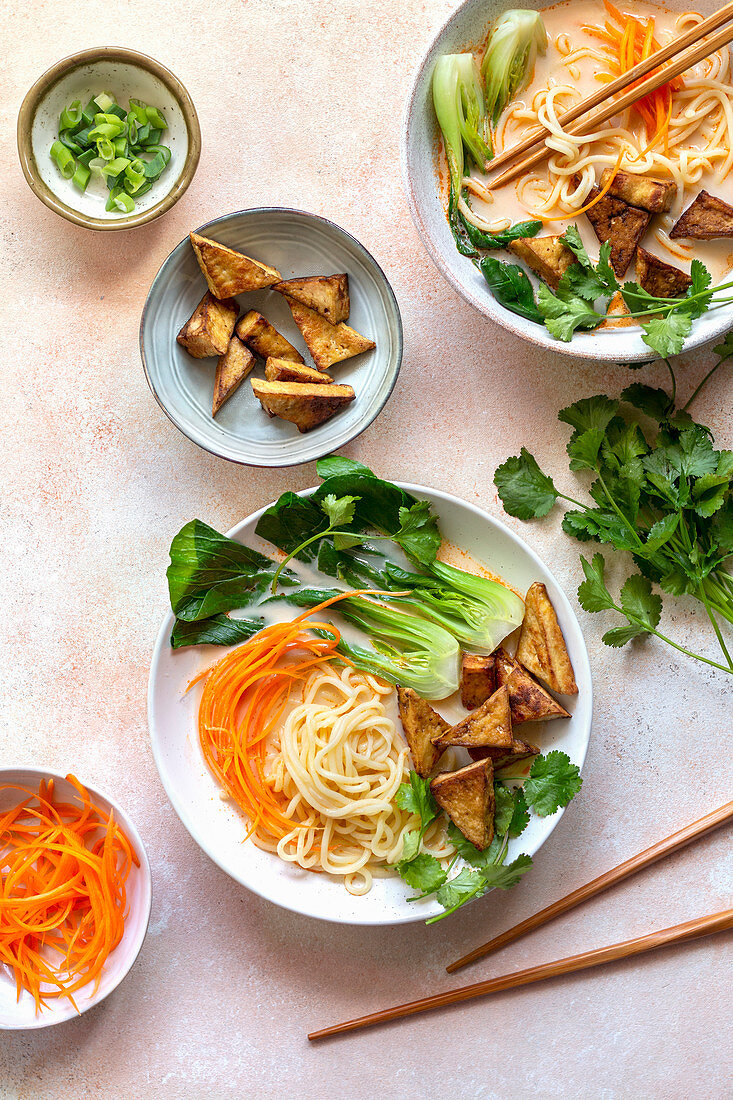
[148,484,593,925]
[402,0,732,361]
[0,766,152,1030]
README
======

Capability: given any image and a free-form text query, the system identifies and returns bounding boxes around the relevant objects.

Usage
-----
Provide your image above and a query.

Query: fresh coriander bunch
[494,377,733,675]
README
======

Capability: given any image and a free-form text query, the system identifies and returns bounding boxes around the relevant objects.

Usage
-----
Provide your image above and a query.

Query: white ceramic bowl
[401,0,728,361]
[0,767,152,1030]
[148,484,593,925]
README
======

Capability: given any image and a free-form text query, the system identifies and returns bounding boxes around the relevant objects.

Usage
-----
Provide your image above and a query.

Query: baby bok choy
[482,10,547,123]
[432,53,492,250]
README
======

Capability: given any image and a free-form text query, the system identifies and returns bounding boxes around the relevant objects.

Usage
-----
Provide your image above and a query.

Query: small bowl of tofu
[140,208,403,466]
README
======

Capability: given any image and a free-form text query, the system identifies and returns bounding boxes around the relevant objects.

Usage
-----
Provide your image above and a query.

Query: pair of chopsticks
[488,0,733,189]
[309,799,733,1041]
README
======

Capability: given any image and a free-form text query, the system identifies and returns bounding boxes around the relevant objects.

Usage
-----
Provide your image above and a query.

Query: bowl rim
[0,764,153,1030]
[148,482,593,925]
[17,46,201,232]
[139,206,404,467]
[400,0,725,362]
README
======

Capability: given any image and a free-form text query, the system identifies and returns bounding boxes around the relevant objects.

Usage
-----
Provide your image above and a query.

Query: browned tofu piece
[189,233,281,298]
[432,686,513,750]
[636,248,692,299]
[468,736,539,767]
[285,298,375,372]
[460,654,496,709]
[212,337,256,415]
[507,235,576,290]
[274,274,349,324]
[176,292,239,358]
[599,290,634,329]
[516,582,578,695]
[235,310,304,364]
[250,378,355,432]
[264,356,332,385]
[599,169,675,213]
[670,189,733,240]
[584,188,650,277]
[431,758,495,850]
[396,686,447,778]
[494,648,570,724]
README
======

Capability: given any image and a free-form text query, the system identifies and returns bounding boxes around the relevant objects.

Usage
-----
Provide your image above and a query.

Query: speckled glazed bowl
[17,47,200,230]
[401,0,731,361]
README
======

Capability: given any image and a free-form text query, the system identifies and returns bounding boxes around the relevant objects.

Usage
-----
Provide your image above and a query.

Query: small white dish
[401,0,728,361]
[0,767,152,1030]
[148,484,593,926]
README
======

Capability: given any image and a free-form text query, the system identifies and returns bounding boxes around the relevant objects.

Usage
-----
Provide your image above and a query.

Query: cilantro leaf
[712,500,733,554]
[620,383,673,421]
[567,428,605,471]
[559,395,619,436]
[435,867,486,909]
[691,473,730,518]
[687,260,713,317]
[602,623,651,646]
[524,751,582,817]
[595,241,620,293]
[397,828,421,865]
[619,574,662,633]
[508,788,530,837]
[643,513,679,553]
[577,553,616,612]
[538,284,602,340]
[561,225,592,268]
[494,448,558,520]
[398,853,447,892]
[641,312,692,358]
[493,785,516,837]
[395,772,437,830]
[481,853,533,890]
[321,493,358,528]
[393,501,439,563]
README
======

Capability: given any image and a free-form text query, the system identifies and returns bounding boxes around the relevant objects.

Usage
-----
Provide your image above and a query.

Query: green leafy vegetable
[170,614,265,650]
[495,382,733,675]
[478,256,543,323]
[482,10,548,122]
[432,53,492,222]
[524,751,582,816]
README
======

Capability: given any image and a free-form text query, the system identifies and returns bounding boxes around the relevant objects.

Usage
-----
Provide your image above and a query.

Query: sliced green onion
[50,140,76,179]
[113,136,129,157]
[96,137,115,161]
[128,100,148,125]
[106,185,134,213]
[101,156,131,178]
[126,113,138,145]
[94,92,116,112]
[108,104,127,120]
[144,105,167,129]
[142,144,172,178]
[88,156,106,177]
[59,100,82,131]
[74,126,93,148]
[72,163,91,192]
[135,122,151,145]
[77,148,96,167]
[58,132,83,155]
[81,98,97,126]
[145,127,163,146]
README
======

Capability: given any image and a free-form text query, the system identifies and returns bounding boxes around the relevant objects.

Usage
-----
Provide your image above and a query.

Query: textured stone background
[1,1,731,1097]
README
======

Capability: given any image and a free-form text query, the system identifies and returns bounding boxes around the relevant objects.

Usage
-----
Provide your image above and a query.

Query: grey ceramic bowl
[140,208,403,466]
[18,47,200,231]
[401,0,729,361]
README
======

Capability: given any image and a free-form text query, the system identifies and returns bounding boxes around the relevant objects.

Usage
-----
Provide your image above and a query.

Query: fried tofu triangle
[251,379,355,432]
[599,169,675,214]
[583,188,650,277]
[286,298,375,371]
[636,248,692,299]
[670,189,733,240]
[189,233,281,298]
[432,686,513,750]
[431,759,495,850]
[460,654,496,710]
[507,235,576,290]
[516,582,578,695]
[468,736,539,767]
[176,292,238,358]
[265,357,332,385]
[599,290,634,330]
[495,648,570,724]
[274,274,349,324]
[212,337,256,415]
[397,686,447,778]
[236,310,304,364]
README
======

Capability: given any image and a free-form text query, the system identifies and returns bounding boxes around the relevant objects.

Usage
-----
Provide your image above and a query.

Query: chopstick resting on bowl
[448,798,733,972]
[308,909,733,1040]
[487,6,733,189]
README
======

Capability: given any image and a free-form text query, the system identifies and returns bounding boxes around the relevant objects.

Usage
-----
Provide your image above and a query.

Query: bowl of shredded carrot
[0,768,152,1029]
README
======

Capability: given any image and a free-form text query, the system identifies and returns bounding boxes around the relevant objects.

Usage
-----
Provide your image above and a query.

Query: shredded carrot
[193,590,393,847]
[0,776,139,1015]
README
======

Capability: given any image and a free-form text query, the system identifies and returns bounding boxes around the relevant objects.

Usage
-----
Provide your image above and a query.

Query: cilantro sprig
[393,754,581,922]
[495,380,733,675]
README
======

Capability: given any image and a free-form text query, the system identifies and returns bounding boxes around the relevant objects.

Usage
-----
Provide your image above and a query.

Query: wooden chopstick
[488,20,733,190]
[308,909,733,1041]
[447,799,733,973]
[487,0,733,175]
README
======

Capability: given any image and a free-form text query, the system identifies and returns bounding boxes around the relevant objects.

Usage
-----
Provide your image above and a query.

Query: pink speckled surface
[2,1,732,1097]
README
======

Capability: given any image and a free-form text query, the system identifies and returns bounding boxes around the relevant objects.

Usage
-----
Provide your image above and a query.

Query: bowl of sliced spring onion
[17,47,200,230]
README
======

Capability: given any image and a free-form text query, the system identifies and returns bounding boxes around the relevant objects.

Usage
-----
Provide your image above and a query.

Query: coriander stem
[635,622,733,675]
[698,585,733,670]
[595,471,645,549]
